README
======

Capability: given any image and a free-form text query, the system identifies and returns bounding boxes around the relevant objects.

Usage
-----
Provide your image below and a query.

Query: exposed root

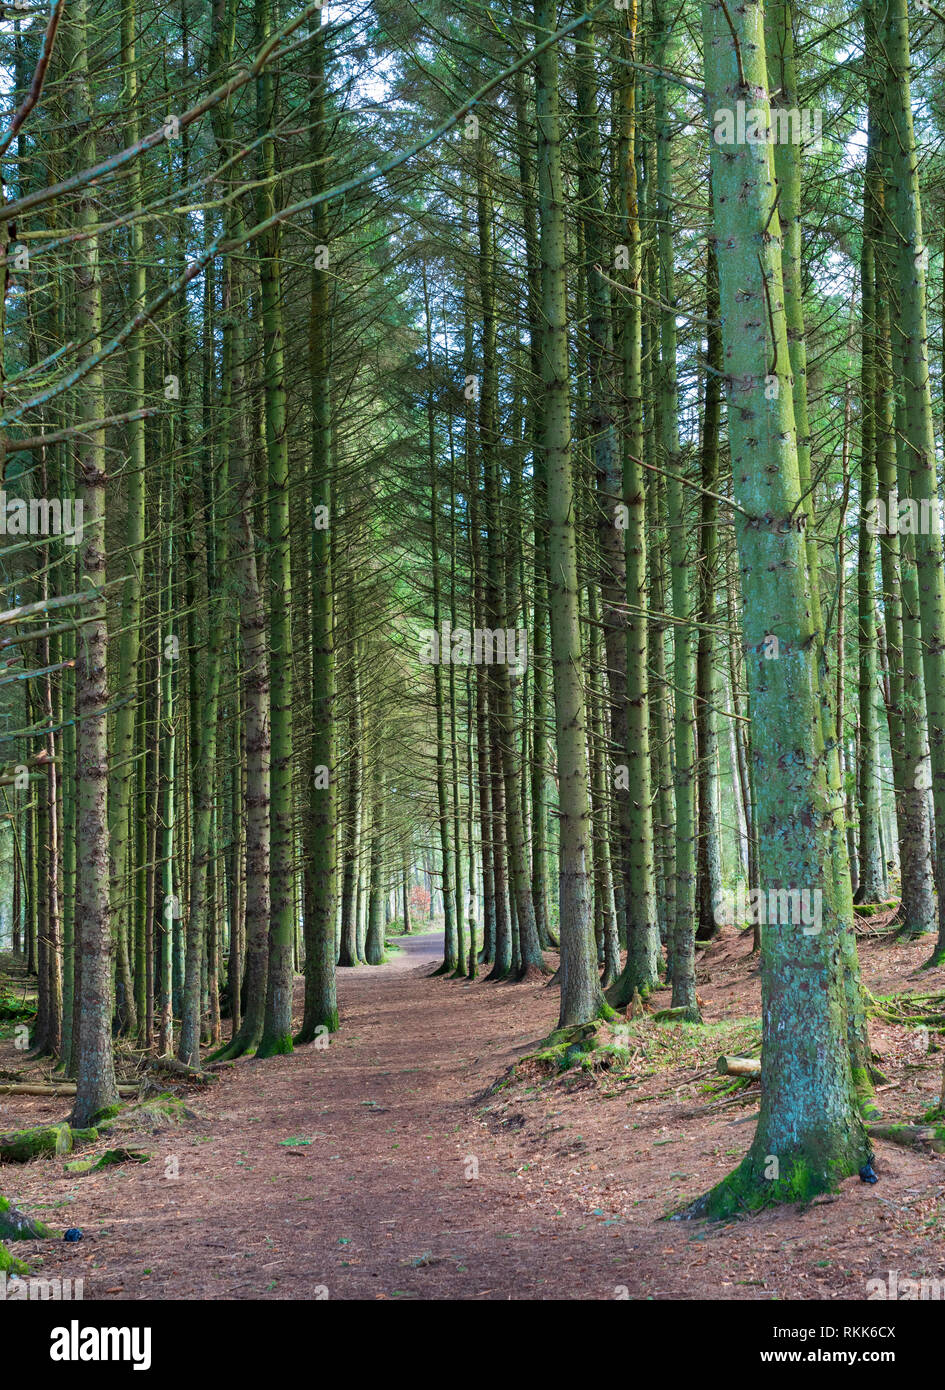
[207,1031,262,1063]
[147,1056,218,1086]
[517,963,549,984]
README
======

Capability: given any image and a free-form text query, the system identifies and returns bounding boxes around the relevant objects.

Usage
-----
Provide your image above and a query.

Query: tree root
[293,1012,339,1045]
[147,1057,217,1086]
[676,1143,869,1221]
[517,963,549,984]
[207,1029,263,1062]
[101,1097,195,1134]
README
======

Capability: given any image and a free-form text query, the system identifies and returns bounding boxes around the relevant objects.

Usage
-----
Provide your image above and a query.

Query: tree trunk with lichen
[696,236,724,943]
[365,765,387,966]
[767,0,874,1105]
[693,0,869,1215]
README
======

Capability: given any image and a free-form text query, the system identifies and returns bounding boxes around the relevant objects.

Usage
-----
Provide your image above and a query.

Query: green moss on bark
[680,1148,858,1222]
[294,1008,340,1044]
[851,1066,881,1122]
[91,1104,122,1125]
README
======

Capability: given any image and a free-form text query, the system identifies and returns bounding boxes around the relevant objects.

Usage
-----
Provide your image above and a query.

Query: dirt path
[8,932,587,1300]
[6,928,945,1300]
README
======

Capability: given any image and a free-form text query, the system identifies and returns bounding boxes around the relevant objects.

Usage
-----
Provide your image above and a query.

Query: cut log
[0,1122,74,1163]
[716,1055,761,1077]
[0,1193,52,1241]
[868,1123,945,1154]
[64,1147,152,1176]
[0,1083,138,1098]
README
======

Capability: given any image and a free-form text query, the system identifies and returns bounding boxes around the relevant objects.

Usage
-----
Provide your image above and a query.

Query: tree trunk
[693,0,869,1213]
[535,0,608,1026]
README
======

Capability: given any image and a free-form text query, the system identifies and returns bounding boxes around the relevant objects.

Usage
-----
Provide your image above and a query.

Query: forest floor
[3,919,945,1300]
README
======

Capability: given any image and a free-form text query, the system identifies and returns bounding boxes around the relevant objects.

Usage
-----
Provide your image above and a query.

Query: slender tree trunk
[653,0,699,1019]
[610,0,660,1005]
[298,14,338,1038]
[696,236,724,941]
[365,767,387,966]
[881,0,945,963]
[338,645,363,967]
[535,0,608,1026]
[68,0,118,1129]
[854,91,887,905]
[255,0,294,1054]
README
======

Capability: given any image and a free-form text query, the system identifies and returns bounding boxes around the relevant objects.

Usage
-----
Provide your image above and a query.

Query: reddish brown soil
[3,924,945,1300]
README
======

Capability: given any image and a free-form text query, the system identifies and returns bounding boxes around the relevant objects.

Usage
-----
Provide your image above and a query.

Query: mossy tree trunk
[203,0,272,1061]
[575,1,630,965]
[106,0,147,1040]
[421,260,458,977]
[873,167,935,937]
